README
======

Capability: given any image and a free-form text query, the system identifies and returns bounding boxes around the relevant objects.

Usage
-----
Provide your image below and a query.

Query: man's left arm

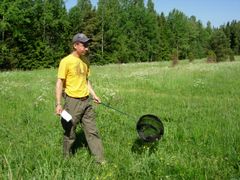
[88,80,101,104]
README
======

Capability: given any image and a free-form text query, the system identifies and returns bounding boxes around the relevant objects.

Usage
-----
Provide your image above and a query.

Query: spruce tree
[209,29,230,62]
[167,9,189,59]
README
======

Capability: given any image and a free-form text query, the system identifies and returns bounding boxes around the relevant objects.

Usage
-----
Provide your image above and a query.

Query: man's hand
[55,104,63,115]
[92,96,101,104]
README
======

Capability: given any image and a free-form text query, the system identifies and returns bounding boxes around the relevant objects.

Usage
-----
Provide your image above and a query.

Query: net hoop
[136,114,164,142]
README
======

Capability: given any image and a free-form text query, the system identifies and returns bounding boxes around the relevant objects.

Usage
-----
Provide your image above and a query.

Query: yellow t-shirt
[58,54,90,98]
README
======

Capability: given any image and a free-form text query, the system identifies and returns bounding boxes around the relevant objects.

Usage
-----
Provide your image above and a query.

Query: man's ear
[73,43,77,50]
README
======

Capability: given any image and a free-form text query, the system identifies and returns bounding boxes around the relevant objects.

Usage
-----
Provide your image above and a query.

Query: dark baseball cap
[72,33,91,44]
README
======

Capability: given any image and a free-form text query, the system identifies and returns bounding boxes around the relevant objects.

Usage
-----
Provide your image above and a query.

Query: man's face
[74,42,89,55]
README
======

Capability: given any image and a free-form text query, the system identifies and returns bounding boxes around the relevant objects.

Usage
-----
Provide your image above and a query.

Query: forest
[1,0,240,70]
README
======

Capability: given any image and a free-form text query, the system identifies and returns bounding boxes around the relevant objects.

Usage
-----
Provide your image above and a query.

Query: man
[55,33,105,164]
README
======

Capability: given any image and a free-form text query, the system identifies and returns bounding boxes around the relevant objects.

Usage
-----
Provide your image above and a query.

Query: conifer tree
[68,0,92,34]
[167,9,189,59]
[209,29,230,62]
[157,13,170,61]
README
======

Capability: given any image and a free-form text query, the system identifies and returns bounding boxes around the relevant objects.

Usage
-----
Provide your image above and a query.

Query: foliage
[156,13,170,61]
[167,9,189,59]
[0,0,239,70]
[221,20,240,55]
[188,52,194,62]
[229,49,235,61]
[0,0,70,70]
[207,50,216,63]
[171,48,179,66]
[209,30,230,62]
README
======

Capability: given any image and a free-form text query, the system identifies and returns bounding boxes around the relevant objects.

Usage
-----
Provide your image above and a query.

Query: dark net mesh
[137,114,164,142]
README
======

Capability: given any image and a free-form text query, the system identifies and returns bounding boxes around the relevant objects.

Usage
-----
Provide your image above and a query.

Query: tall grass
[0,58,240,179]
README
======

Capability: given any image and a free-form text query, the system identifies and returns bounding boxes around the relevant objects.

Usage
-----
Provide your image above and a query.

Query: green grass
[0,58,240,179]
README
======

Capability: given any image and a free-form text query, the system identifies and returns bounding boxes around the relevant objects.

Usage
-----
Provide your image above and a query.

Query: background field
[0,58,240,179]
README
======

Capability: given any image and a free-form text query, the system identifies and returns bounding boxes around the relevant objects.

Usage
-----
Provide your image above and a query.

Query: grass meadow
[0,58,240,179]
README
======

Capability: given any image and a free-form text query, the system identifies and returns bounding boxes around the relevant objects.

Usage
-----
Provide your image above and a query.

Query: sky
[65,0,240,27]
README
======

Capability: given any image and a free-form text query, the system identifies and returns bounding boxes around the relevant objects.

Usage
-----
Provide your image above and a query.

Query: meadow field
[0,58,240,179]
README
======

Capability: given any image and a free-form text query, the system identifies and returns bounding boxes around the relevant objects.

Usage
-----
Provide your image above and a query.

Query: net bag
[136,114,164,142]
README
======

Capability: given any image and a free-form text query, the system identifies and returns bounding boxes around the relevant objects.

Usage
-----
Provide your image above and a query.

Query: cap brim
[73,38,92,44]
[85,38,92,42]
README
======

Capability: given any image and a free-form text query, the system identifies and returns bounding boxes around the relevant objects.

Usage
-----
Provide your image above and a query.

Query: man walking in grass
[55,33,105,164]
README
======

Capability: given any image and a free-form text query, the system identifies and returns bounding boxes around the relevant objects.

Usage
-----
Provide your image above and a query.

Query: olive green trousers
[61,95,104,163]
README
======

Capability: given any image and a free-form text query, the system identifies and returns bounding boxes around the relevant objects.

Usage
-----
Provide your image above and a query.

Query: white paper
[61,110,72,122]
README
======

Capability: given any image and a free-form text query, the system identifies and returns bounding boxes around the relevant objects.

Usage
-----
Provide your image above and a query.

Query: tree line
[1,0,240,70]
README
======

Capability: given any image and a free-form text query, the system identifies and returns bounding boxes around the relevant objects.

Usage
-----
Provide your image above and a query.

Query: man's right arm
[55,78,64,115]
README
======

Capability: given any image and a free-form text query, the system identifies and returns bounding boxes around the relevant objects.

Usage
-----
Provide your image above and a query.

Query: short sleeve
[58,60,67,79]
[87,68,91,77]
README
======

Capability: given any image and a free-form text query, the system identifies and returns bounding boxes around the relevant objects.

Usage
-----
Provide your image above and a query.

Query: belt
[79,96,89,101]
[66,94,89,101]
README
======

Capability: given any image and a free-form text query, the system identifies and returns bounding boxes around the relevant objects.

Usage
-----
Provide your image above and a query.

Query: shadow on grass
[71,130,90,155]
[131,138,159,155]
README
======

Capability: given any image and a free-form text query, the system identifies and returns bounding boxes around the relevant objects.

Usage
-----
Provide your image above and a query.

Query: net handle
[99,101,137,119]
